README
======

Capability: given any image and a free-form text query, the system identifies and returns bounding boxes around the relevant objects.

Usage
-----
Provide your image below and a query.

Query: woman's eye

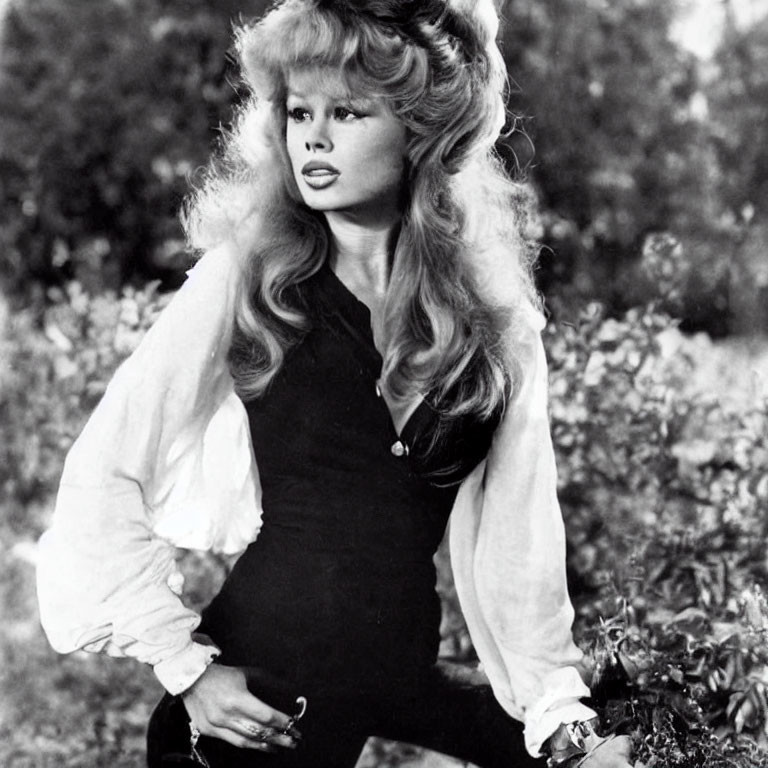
[287,107,310,122]
[334,106,359,121]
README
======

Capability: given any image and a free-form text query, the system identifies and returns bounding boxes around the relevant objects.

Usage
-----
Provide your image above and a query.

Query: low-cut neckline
[319,258,427,439]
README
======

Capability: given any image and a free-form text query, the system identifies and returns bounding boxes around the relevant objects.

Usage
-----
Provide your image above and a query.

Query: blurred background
[0,0,767,766]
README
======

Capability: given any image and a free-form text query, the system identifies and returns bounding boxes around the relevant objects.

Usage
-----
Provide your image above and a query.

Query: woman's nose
[305,120,332,152]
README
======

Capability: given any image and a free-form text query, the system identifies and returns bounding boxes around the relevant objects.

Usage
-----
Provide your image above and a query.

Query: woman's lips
[301,160,340,189]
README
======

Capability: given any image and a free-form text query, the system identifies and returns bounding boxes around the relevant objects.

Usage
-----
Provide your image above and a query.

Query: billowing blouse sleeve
[36,242,262,695]
[449,311,596,757]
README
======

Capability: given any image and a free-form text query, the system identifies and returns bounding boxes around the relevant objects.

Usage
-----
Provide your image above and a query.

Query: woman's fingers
[228,719,301,749]
[230,690,298,734]
[208,721,302,751]
[580,735,634,767]
[613,735,634,765]
[607,735,632,757]
[182,664,302,750]
[204,722,280,751]
[193,708,301,751]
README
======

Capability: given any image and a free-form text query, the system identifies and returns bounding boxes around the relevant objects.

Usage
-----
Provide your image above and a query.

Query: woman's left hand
[579,735,634,767]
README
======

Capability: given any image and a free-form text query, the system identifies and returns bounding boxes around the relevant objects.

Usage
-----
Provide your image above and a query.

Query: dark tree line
[1,0,766,333]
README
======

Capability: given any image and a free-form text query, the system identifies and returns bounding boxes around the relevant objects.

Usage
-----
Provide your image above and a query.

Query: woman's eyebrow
[287,85,361,102]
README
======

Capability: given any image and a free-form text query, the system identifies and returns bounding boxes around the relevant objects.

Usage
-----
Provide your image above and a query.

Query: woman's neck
[325,211,401,297]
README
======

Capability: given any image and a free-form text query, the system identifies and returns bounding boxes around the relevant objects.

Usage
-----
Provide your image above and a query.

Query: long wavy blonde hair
[183,0,540,421]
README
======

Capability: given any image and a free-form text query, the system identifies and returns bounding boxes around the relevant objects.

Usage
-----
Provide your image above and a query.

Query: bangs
[236,1,404,102]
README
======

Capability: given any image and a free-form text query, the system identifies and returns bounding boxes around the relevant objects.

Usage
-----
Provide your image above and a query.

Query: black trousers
[146,662,546,768]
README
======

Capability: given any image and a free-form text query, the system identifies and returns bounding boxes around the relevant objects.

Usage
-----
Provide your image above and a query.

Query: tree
[499,0,727,328]
[0,0,269,296]
[705,6,768,335]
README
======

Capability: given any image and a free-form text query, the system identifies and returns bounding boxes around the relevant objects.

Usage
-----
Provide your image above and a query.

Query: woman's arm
[36,242,262,695]
[450,311,597,758]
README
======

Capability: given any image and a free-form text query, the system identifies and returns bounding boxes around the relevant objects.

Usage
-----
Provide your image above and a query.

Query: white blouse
[36,241,596,757]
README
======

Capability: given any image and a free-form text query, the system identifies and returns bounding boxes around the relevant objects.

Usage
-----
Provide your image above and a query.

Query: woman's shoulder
[519,301,546,335]
[108,238,248,394]
[504,300,546,363]
[186,237,249,281]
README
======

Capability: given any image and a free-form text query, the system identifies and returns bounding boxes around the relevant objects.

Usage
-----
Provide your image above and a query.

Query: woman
[37,1,635,766]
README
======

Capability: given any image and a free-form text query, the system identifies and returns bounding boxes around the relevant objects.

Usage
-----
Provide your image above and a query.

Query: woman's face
[285,68,408,221]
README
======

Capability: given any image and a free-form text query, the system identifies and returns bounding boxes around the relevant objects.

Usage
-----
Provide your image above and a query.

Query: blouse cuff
[153,639,221,696]
[525,700,598,757]
[523,666,596,756]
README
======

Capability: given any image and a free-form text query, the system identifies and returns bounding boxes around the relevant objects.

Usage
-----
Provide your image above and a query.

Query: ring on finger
[245,723,275,741]
[282,696,308,735]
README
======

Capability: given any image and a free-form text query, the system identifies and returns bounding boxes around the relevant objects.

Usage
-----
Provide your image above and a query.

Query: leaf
[670,606,711,636]
[669,667,685,685]
[712,622,743,644]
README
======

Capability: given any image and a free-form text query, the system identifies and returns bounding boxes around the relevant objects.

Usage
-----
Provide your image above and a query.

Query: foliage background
[1,0,767,766]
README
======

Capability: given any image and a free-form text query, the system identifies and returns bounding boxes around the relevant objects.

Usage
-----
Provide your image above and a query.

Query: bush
[544,299,768,765]
[0,281,170,535]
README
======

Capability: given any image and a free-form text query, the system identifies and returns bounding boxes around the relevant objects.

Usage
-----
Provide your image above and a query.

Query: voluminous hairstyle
[183,0,540,427]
